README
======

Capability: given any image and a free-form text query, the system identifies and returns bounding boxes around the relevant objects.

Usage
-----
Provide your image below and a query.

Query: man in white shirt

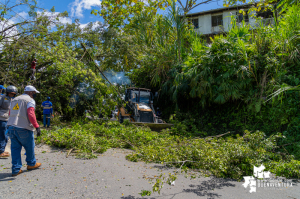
[6,85,42,176]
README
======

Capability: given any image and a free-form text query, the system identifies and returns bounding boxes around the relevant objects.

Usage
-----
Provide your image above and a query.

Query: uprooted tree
[0,1,133,120]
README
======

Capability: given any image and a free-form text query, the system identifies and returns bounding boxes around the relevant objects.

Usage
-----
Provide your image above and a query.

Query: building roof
[126,87,151,92]
[185,4,254,17]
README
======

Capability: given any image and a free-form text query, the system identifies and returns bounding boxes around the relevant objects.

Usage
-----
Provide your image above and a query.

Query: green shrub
[38,121,300,180]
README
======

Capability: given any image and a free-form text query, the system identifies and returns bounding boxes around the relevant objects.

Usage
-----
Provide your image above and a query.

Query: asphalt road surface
[1,140,299,199]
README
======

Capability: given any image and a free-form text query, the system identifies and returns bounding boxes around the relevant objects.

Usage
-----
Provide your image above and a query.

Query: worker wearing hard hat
[41,97,53,128]
[6,85,42,176]
[0,85,5,95]
[0,85,17,158]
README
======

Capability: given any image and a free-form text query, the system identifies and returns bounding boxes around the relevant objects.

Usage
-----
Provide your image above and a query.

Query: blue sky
[37,0,103,25]
[35,0,224,25]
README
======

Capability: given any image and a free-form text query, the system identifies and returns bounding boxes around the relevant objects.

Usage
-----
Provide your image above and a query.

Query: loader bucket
[132,122,173,131]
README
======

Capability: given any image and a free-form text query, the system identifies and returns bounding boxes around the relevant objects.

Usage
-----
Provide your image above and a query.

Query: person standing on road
[6,85,42,176]
[41,96,53,128]
[0,85,17,158]
[0,85,5,95]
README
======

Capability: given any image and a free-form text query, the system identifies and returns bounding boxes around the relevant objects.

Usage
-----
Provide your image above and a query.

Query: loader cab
[118,87,173,129]
[125,88,153,104]
[124,88,154,123]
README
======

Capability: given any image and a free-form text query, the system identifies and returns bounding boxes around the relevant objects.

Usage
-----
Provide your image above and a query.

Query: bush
[127,129,300,179]
[38,121,300,180]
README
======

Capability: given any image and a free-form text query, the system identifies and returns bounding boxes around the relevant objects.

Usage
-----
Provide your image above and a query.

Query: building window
[257,9,273,19]
[257,9,274,25]
[237,11,249,23]
[212,15,223,27]
[191,18,199,29]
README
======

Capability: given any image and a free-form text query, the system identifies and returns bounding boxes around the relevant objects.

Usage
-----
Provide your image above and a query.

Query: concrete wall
[193,9,268,35]
[196,11,230,35]
[249,11,256,28]
[223,11,234,32]
[197,14,212,35]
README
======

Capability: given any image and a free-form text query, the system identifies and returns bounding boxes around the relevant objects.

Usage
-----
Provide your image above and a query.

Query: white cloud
[70,0,101,18]
[59,17,72,24]
[18,11,29,19]
[0,19,19,50]
[79,22,89,29]
[0,20,18,35]
[79,21,105,31]
[0,12,32,46]
[37,11,72,25]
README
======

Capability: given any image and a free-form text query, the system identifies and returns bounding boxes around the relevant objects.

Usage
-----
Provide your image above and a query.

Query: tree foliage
[94,0,280,28]
[37,121,300,180]
[0,2,122,120]
[128,3,300,110]
[125,4,300,159]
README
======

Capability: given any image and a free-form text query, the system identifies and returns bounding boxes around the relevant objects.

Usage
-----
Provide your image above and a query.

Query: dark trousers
[43,114,51,127]
[0,120,7,154]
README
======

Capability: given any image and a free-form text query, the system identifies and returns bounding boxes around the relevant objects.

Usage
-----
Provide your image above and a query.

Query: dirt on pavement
[0,139,299,199]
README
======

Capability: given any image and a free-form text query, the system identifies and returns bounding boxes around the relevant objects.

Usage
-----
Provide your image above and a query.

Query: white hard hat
[24,85,40,93]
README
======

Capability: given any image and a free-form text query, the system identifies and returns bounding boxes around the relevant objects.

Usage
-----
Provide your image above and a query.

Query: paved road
[1,140,299,199]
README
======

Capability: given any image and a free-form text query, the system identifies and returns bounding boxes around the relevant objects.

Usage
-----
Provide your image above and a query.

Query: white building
[186,4,274,35]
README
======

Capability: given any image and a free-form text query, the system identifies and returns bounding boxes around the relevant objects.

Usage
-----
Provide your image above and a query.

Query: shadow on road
[183,177,235,197]
[121,177,235,199]
[0,172,15,182]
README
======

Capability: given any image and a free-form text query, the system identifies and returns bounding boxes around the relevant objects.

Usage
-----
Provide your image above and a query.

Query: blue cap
[47,96,50,100]
[0,85,5,89]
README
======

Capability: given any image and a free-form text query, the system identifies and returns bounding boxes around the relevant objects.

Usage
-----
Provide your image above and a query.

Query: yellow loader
[117,87,173,131]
